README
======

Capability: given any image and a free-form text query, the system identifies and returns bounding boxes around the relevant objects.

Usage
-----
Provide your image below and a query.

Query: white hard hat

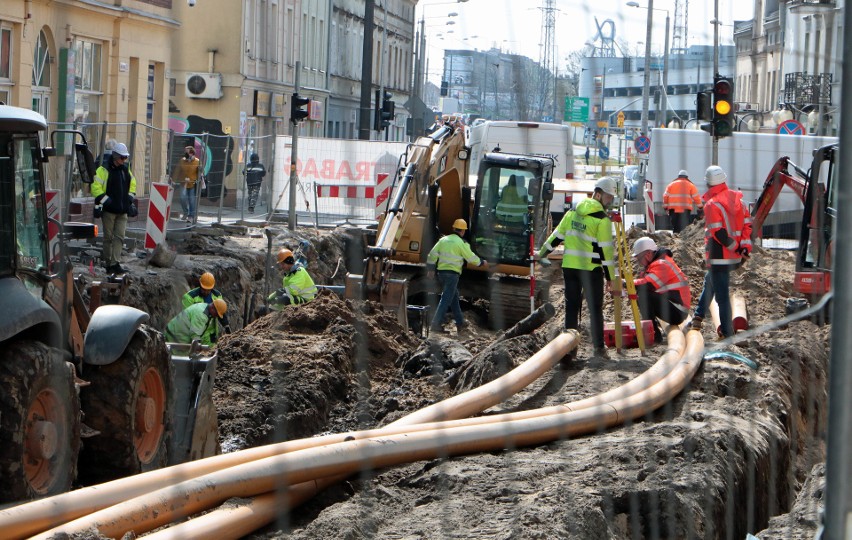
[705,165,727,186]
[631,237,658,257]
[678,169,689,177]
[595,176,618,197]
[113,142,130,157]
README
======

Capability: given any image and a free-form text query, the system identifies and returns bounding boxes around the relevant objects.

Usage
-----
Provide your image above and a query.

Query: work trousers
[563,266,605,349]
[635,283,689,326]
[667,210,693,234]
[247,183,262,210]
[431,270,463,329]
[693,266,733,337]
[101,211,128,267]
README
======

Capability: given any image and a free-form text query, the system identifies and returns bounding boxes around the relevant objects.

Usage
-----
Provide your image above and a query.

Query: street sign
[634,135,651,154]
[777,119,805,135]
[596,121,608,128]
[598,145,610,160]
[617,111,625,128]
[564,96,590,123]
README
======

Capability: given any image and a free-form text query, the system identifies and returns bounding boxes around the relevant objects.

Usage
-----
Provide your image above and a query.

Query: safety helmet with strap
[277,248,295,264]
[200,272,215,289]
[631,237,658,257]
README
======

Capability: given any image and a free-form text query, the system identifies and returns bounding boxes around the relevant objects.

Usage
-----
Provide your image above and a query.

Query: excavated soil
[91,218,829,539]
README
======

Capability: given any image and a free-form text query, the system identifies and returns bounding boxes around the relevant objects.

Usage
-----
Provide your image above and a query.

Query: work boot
[456,322,468,334]
[593,347,610,360]
[690,316,703,331]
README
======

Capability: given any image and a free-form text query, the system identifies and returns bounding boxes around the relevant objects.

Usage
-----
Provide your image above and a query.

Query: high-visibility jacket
[281,266,317,304]
[634,249,690,308]
[165,303,218,345]
[663,177,701,213]
[538,197,615,280]
[182,287,227,340]
[427,233,482,274]
[92,162,137,215]
[702,183,751,268]
[495,185,529,222]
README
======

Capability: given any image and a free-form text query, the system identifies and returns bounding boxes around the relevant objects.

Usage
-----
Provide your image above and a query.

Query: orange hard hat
[212,298,227,318]
[199,272,215,289]
[277,248,295,264]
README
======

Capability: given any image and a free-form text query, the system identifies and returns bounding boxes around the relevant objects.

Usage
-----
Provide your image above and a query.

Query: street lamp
[627,1,670,129]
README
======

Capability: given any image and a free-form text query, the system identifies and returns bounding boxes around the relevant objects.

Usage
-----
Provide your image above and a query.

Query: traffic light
[373,90,395,132]
[290,93,309,124]
[697,91,714,134]
[712,76,735,138]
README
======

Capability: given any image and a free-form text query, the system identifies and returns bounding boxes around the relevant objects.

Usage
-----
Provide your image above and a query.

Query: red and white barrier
[45,190,60,262]
[643,180,655,233]
[145,182,174,249]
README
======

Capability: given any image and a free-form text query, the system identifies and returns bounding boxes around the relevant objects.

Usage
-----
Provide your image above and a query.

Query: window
[32,30,50,87]
[0,26,10,79]
[10,136,49,273]
[73,39,103,123]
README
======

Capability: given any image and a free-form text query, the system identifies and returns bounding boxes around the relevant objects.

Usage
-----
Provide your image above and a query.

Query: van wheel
[0,340,80,503]
[79,325,174,484]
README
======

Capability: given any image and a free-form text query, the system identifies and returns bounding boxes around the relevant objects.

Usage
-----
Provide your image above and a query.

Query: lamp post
[627,1,669,129]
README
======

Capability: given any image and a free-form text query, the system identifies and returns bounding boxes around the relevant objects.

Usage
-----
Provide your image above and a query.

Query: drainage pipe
[0,330,578,539]
[36,331,703,539]
[732,294,748,331]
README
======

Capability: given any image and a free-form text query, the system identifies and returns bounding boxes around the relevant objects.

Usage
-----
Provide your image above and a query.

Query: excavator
[750,142,837,299]
[345,119,555,329]
[0,104,217,504]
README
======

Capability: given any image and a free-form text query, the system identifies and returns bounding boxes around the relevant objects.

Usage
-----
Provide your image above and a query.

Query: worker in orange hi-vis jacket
[663,169,703,233]
[630,237,690,344]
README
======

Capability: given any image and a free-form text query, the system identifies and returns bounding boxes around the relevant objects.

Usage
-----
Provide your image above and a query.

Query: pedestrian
[584,146,590,166]
[690,166,753,338]
[630,237,690,344]
[92,142,137,274]
[267,248,318,308]
[427,218,488,334]
[171,145,201,223]
[182,271,231,340]
[538,177,617,359]
[244,153,266,213]
[165,299,227,346]
[663,169,702,233]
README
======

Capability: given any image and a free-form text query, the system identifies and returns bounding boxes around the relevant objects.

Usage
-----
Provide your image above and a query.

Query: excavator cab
[796,143,837,296]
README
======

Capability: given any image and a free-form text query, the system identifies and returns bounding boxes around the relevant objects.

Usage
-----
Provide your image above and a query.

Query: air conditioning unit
[185,73,223,99]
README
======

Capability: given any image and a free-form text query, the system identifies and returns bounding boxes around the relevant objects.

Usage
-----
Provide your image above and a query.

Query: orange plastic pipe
[37,331,703,540]
[0,331,579,539]
[732,294,748,331]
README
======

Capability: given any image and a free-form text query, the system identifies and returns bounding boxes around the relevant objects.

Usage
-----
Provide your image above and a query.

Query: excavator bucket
[167,341,220,464]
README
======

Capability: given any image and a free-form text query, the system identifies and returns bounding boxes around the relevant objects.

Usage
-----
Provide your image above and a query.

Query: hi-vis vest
[281,266,317,304]
[539,198,615,279]
[703,184,752,267]
[427,233,482,274]
[663,178,701,213]
[634,252,690,308]
[496,185,529,222]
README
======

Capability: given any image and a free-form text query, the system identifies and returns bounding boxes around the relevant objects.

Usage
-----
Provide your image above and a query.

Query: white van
[467,121,575,221]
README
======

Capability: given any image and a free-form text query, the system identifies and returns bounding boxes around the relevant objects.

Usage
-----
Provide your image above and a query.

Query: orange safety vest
[703,184,749,267]
[634,251,691,308]
[663,177,701,213]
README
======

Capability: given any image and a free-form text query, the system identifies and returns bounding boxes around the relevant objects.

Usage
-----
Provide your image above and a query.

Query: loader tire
[79,325,174,484]
[0,340,80,503]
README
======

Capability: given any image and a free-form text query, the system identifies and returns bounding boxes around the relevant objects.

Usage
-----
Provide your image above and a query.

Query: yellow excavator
[345,120,556,329]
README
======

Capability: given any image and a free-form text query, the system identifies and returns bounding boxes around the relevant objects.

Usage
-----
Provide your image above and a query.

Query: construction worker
[427,218,487,334]
[495,175,529,223]
[165,299,227,346]
[538,177,617,359]
[691,166,753,338]
[663,169,702,233]
[182,271,231,339]
[92,141,136,274]
[268,248,317,308]
[630,237,690,344]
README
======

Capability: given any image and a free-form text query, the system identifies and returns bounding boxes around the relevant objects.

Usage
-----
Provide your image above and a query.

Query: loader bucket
[166,341,220,464]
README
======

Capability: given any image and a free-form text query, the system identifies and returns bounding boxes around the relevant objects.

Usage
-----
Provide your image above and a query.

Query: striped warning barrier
[45,190,60,262]
[145,182,174,249]
[643,180,655,233]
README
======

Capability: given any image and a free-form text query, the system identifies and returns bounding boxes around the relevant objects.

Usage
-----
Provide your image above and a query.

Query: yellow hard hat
[199,272,215,289]
[212,298,227,318]
[277,248,295,264]
[452,218,468,230]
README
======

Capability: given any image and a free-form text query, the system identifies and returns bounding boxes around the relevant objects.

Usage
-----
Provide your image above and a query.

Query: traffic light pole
[711,0,719,164]
[288,62,301,231]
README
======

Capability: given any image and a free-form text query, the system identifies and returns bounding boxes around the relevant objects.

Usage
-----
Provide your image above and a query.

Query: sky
[416,0,756,84]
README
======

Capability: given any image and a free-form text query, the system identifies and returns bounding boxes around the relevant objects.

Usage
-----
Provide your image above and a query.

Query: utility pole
[358,0,375,140]
[712,0,719,164]
[639,0,654,134]
[289,62,302,231]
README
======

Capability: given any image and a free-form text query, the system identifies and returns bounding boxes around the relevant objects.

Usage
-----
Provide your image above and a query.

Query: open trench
[1,223,830,539]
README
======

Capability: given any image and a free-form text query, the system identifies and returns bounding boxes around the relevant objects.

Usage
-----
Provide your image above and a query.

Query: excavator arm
[750,156,811,239]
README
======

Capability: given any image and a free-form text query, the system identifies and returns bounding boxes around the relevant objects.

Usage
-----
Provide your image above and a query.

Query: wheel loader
[345,119,555,329]
[0,104,218,504]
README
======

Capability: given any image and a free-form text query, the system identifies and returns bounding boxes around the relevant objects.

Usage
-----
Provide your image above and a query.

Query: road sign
[598,146,610,160]
[596,121,608,128]
[617,111,625,128]
[634,135,651,154]
[777,119,805,135]
[564,97,590,123]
